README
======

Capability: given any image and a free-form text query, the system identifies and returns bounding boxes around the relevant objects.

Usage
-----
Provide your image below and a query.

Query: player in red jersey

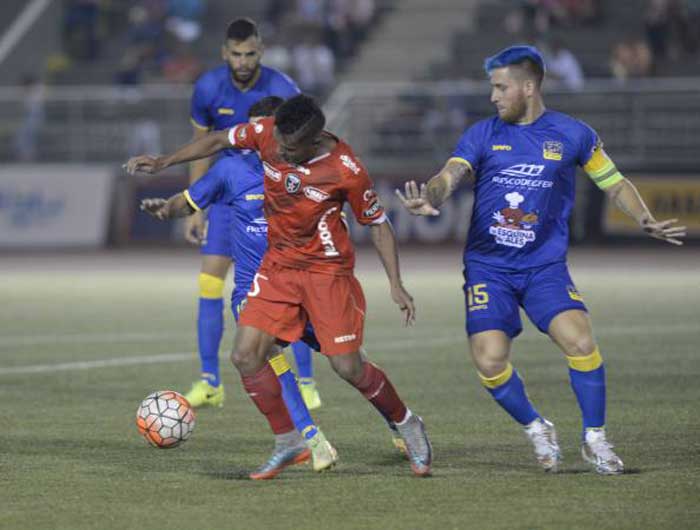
[127,95,432,477]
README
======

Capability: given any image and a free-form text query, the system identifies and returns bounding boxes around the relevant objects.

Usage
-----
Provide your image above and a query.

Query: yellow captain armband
[183,190,202,212]
[583,147,624,190]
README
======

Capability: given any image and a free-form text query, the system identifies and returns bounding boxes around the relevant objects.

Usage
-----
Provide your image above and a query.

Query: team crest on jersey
[543,141,563,161]
[489,191,539,248]
[263,162,281,182]
[303,186,330,203]
[285,173,301,194]
[254,123,264,134]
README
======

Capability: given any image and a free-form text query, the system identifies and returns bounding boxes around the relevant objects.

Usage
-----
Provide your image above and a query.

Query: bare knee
[548,310,596,357]
[469,331,511,377]
[329,352,364,383]
[560,335,596,357]
[230,347,264,376]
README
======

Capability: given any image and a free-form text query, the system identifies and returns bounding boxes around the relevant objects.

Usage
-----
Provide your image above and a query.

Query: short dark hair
[484,45,546,87]
[249,96,284,119]
[275,94,326,140]
[225,18,259,42]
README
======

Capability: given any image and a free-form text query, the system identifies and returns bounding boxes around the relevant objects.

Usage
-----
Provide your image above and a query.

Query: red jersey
[227,117,386,275]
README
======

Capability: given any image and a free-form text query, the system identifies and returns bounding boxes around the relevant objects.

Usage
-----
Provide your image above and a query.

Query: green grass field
[2,248,699,530]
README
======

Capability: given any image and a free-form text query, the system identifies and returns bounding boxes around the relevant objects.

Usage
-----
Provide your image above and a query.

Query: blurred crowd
[57,0,377,97]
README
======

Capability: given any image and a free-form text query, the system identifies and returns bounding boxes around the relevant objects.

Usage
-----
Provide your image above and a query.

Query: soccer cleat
[249,445,311,480]
[183,380,225,408]
[298,378,322,410]
[524,418,562,473]
[306,429,338,472]
[395,413,432,477]
[388,422,407,456]
[581,428,624,475]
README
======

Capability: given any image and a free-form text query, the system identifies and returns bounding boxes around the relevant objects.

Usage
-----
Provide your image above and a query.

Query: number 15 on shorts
[467,283,489,311]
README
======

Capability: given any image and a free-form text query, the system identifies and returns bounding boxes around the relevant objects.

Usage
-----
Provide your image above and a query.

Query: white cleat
[524,418,562,473]
[581,428,624,475]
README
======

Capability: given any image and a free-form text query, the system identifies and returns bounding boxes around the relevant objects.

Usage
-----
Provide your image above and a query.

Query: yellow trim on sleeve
[567,347,603,372]
[269,354,291,376]
[447,157,474,172]
[183,190,202,212]
[190,118,211,131]
[198,273,225,299]
[479,363,514,389]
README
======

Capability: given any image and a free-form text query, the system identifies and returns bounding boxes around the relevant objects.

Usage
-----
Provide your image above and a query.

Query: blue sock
[480,364,540,425]
[568,348,606,434]
[292,341,313,379]
[197,273,225,387]
[269,354,318,440]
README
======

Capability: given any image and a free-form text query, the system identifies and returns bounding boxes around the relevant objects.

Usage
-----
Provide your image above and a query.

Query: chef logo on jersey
[489,191,539,248]
[285,173,301,194]
[543,141,563,161]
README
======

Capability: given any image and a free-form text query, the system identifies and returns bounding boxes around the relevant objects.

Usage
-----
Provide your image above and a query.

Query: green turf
[1,251,699,530]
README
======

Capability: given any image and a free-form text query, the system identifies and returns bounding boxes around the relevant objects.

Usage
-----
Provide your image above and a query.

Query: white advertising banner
[0,164,113,247]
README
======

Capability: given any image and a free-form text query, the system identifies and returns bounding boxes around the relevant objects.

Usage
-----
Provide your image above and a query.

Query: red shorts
[238,262,366,355]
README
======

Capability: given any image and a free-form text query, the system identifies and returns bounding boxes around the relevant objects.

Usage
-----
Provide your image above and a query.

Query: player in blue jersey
[397,45,686,475]
[140,97,337,479]
[184,17,321,410]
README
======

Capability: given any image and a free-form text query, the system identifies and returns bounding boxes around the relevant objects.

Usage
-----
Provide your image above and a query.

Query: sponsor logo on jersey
[245,217,268,234]
[543,141,564,161]
[363,189,377,202]
[492,144,512,151]
[318,206,340,257]
[334,334,357,343]
[340,154,361,175]
[263,162,281,182]
[217,108,234,115]
[363,201,382,218]
[285,173,301,194]
[245,194,265,201]
[489,191,538,248]
[492,164,552,189]
[303,186,330,203]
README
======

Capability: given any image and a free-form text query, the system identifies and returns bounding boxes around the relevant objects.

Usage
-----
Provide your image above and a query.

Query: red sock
[352,362,407,423]
[241,364,294,434]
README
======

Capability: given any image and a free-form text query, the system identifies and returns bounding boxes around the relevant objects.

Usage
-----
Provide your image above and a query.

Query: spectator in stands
[161,44,203,83]
[646,0,672,61]
[165,0,205,43]
[13,75,45,162]
[62,0,102,61]
[610,37,653,81]
[292,29,336,97]
[542,38,584,90]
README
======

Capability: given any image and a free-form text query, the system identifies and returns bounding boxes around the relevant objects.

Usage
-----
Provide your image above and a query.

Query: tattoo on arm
[426,162,471,207]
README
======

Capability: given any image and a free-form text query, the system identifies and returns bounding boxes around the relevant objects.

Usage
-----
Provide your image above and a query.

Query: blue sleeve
[270,71,301,98]
[190,75,213,129]
[576,119,599,167]
[451,121,486,172]
[186,162,226,209]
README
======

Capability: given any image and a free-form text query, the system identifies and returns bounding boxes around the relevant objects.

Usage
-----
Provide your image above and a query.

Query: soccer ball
[136,390,195,448]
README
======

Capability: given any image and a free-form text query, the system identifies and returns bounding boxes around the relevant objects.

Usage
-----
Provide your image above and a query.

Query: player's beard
[499,97,528,124]
[229,64,259,86]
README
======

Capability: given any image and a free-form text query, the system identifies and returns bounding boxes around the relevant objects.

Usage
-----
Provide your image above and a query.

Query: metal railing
[1,79,699,173]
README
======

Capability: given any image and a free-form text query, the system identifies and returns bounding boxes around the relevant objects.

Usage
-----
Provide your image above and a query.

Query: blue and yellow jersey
[190,64,300,132]
[452,110,603,270]
[184,152,267,291]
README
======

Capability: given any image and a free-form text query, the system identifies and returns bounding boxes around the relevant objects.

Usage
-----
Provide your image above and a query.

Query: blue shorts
[231,288,320,351]
[201,202,232,256]
[463,260,587,338]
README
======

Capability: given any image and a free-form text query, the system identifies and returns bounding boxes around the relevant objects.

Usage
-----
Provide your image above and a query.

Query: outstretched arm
[395,158,474,216]
[604,178,686,245]
[369,219,415,326]
[125,130,230,175]
[140,192,195,220]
